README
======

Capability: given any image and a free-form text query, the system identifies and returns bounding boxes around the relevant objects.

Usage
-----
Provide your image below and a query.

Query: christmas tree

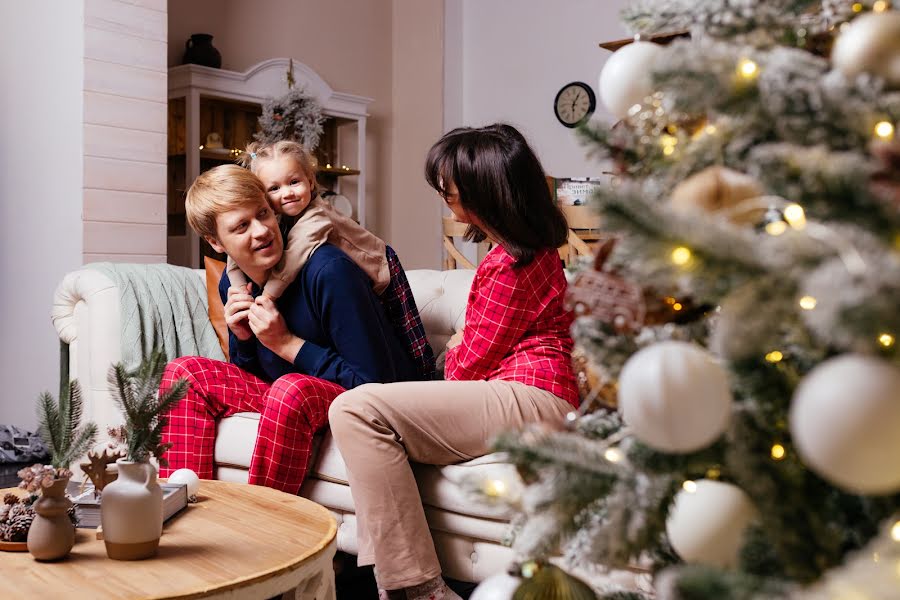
[483,2,900,598]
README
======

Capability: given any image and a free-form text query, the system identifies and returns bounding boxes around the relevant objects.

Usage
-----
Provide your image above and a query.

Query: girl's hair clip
[249,152,257,159]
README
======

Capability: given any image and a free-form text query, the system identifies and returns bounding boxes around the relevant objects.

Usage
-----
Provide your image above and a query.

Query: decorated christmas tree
[478,2,900,598]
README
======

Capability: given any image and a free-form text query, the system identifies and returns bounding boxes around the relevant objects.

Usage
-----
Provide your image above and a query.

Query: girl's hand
[446,328,465,349]
[225,283,255,341]
[249,295,304,362]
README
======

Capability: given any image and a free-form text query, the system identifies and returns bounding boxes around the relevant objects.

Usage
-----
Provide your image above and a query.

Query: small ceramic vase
[100,459,163,560]
[27,476,75,561]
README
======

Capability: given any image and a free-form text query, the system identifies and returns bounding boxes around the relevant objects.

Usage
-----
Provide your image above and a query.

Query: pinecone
[3,492,18,505]
[0,522,10,542]
[67,505,78,527]
[7,511,34,542]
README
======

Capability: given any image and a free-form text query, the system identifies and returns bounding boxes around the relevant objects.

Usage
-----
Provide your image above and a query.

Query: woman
[159,164,418,494]
[328,124,579,600]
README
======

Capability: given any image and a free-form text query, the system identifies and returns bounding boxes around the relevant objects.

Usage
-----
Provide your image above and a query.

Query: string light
[521,561,539,578]
[682,480,698,493]
[799,296,818,310]
[878,333,895,348]
[891,520,900,542]
[672,302,683,311]
[765,220,788,236]
[660,134,678,156]
[771,444,786,460]
[874,121,895,140]
[199,145,204,150]
[737,58,759,80]
[706,467,721,480]
[604,448,623,463]
[873,0,890,12]
[783,204,806,229]
[483,479,507,498]
[765,350,784,363]
[671,246,692,266]
[852,2,863,12]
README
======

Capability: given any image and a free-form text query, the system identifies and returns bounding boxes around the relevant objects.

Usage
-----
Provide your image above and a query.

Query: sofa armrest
[50,265,205,434]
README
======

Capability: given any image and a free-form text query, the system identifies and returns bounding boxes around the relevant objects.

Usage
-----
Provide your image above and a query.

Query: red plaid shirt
[445,245,579,407]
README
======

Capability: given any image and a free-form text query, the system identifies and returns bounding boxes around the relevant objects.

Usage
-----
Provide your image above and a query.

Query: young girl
[234,140,435,381]
[327,124,579,600]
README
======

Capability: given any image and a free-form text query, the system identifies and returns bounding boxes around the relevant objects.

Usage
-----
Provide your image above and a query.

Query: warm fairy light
[566,411,578,423]
[704,124,717,135]
[326,163,332,169]
[483,479,507,498]
[891,520,900,542]
[878,333,895,348]
[737,58,759,80]
[799,296,818,310]
[784,204,806,229]
[765,220,788,236]
[771,444,786,460]
[682,480,698,493]
[671,246,692,266]
[765,350,784,363]
[875,121,895,140]
[199,145,204,150]
[672,302,683,311]
[604,448,623,463]
[665,297,676,305]
[873,0,889,12]
[873,551,880,563]
[852,2,864,11]
[706,467,721,480]
[521,561,539,578]
[660,134,678,156]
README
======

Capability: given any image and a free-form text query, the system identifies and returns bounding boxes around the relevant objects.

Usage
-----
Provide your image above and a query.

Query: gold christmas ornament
[669,166,765,225]
[513,563,597,600]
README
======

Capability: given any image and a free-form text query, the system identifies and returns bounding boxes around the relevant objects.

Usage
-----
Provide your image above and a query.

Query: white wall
[0,2,86,431]
[448,0,631,178]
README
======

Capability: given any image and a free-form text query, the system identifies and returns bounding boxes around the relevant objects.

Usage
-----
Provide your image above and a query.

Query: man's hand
[446,328,465,350]
[225,283,255,341]
[249,295,304,362]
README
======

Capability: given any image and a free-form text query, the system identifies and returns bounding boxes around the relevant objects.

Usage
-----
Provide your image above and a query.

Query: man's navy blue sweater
[219,243,417,389]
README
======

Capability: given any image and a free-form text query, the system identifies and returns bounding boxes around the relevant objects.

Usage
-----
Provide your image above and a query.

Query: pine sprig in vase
[18,379,98,492]
[106,349,187,466]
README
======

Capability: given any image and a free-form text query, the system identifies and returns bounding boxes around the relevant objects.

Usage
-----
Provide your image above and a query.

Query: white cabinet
[167,58,372,268]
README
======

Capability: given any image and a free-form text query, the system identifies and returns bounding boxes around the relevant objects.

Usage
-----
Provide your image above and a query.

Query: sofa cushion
[204,257,229,360]
[215,413,518,521]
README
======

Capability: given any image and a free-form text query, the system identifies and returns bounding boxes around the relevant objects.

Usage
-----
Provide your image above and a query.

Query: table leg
[282,550,336,600]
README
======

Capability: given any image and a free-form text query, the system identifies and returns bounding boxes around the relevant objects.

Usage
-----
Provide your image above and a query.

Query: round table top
[1,479,337,599]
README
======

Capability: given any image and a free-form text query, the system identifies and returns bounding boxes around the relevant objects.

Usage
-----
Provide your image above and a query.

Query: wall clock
[554,81,596,128]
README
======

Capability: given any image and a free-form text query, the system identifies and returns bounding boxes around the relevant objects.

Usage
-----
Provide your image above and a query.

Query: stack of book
[66,480,188,528]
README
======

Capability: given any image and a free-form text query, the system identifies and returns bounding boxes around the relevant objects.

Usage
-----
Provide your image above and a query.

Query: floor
[334,553,475,599]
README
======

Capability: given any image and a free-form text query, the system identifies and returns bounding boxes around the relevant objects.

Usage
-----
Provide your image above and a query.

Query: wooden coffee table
[1,480,337,599]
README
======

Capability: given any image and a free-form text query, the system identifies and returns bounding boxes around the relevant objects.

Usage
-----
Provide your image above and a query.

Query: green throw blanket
[87,263,226,370]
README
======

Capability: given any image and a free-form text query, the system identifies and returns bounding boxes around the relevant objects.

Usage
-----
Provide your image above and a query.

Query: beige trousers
[327,379,572,590]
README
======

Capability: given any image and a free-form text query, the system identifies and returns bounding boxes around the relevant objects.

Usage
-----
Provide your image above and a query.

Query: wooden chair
[442,216,494,269]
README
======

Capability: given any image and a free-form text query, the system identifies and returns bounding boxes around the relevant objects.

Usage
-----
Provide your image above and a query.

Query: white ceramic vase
[100,458,163,560]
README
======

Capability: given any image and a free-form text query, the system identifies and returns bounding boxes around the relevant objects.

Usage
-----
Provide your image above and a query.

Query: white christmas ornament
[469,571,521,600]
[666,479,758,568]
[618,341,733,453]
[832,11,900,89]
[167,468,201,497]
[790,354,900,495]
[598,41,663,119]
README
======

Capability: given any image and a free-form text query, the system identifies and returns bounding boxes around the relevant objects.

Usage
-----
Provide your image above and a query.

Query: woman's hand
[446,327,465,350]
[249,295,305,362]
[225,284,255,341]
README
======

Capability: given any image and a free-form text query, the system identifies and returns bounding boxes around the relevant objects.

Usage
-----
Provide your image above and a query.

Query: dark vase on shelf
[182,33,221,69]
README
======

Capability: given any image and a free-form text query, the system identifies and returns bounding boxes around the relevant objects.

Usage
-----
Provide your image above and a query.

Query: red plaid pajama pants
[158,356,344,494]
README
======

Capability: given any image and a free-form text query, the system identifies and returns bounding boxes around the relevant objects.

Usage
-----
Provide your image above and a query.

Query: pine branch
[58,422,99,467]
[37,391,62,466]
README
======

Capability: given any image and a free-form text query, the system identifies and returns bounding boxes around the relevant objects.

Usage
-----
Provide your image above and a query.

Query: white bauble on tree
[598,41,663,119]
[790,354,900,495]
[832,11,900,89]
[666,480,758,568]
[618,341,733,453]
[469,571,521,600]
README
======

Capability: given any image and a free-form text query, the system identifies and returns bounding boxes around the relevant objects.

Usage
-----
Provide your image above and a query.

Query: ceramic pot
[27,476,75,561]
[101,459,163,560]
[182,33,221,68]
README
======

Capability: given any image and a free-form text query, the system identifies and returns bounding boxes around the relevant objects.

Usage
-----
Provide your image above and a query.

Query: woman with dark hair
[328,124,578,600]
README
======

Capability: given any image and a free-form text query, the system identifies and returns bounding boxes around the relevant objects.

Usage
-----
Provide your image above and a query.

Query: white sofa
[51,265,519,583]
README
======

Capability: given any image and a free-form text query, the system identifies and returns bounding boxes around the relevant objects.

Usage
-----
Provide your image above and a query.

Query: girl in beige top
[232,140,435,380]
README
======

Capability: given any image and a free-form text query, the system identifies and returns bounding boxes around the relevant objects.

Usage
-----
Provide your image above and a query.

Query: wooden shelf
[599,30,689,52]
[318,166,360,177]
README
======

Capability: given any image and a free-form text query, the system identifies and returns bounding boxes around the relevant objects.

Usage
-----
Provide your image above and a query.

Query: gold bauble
[513,564,597,600]
[669,166,764,225]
